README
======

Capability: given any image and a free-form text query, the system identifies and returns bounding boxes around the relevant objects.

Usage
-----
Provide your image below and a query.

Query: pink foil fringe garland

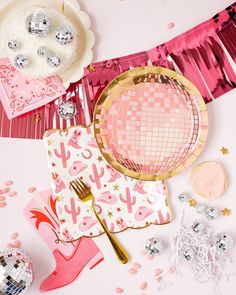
[0,2,235,139]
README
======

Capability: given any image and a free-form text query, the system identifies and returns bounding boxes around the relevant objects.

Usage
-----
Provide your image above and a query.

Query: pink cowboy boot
[24,189,103,292]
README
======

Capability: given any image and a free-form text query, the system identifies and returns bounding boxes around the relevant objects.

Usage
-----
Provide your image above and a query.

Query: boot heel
[88,251,104,270]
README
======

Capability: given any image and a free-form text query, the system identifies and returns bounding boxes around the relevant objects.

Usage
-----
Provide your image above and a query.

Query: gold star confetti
[220,147,229,155]
[113,184,120,191]
[189,199,197,207]
[107,211,113,218]
[33,114,41,123]
[97,156,103,163]
[221,208,231,216]
[87,64,96,72]
[47,140,53,146]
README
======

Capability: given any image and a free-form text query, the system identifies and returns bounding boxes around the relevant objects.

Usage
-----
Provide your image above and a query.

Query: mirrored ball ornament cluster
[58,101,77,120]
[26,12,51,37]
[14,54,29,69]
[9,11,75,71]
[55,25,74,45]
[0,248,34,295]
[145,237,164,257]
[177,193,221,221]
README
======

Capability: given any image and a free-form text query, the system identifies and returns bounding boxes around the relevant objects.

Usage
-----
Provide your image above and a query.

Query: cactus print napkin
[43,125,171,241]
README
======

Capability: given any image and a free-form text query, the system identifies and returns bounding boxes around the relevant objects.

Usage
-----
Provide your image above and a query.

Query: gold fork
[70,178,129,264]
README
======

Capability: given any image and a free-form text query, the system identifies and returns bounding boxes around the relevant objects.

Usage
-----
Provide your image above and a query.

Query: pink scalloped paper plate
[0,0,95,89]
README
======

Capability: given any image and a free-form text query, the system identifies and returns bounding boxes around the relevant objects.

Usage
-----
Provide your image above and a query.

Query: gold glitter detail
[33,114,41,123]
[97,156,103,163]
[87,64,96,72]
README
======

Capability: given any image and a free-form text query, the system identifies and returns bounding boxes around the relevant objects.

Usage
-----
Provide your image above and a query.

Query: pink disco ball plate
[94,67,208,181]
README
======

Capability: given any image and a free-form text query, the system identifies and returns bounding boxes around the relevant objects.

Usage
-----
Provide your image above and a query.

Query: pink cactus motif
[134,206,154,221]
[52,173,66,193]
[79,216,98,231]
[119,187,136,213]
[68,130,82,149]
[89,164,105,189]
[97,191,117,205]
[157,210,171,224]
[107,165,121,183]
[54,142,71,168]
[64,198,81,224]
[116,217,127,230]
[69,161,88,176]
[133,181,147,194]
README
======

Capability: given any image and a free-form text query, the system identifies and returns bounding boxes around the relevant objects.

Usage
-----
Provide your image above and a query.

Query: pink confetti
[129,268,137,275]
[11,232,19,240]
[28,187,37,193]
[140,282,148,290]
[8,191,17,197]
[133,262,142,270]
[0,202,7,208]
[0,196,6,201]
[168,265,175,273]
[4,180,13,186]
[115,288,124,293]
[0,188,10,194]
[167,22,175,29]
[13,240,21,248]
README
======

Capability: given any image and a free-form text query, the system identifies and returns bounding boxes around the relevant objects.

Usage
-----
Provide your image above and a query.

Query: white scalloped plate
[0,0,95,89]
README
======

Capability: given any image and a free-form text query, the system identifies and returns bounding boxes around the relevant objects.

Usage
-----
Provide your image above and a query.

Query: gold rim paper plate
[93,66,208,181]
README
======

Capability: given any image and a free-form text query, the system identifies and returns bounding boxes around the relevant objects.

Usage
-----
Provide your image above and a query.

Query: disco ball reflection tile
[0,248,33,295]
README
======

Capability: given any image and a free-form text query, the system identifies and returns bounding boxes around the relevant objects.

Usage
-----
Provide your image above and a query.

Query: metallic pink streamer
[0,2,235,139]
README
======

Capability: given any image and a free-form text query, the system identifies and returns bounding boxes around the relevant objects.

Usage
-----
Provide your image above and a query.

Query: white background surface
[0,0,235,294]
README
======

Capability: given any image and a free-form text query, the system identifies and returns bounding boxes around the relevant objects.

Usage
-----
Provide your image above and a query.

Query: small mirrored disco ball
[8,40,20,51]
[58,101,77,120]
[191,221,206,234]
[14,54,29,69]
[55,25,74,45]
[37,46,48,58]
[205,207,220,220]
[47,54,61,67]
[0,248,34,295]
[26,12,50,36]
[183,248,196,261]
[145,237,164,257]
[214,233,233,253]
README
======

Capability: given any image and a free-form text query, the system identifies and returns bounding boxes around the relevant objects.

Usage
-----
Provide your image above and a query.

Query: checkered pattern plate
[94,67,208,181]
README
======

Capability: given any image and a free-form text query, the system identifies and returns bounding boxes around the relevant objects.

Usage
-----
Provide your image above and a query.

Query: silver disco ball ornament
[0,248,34,295]
[214,233,233,253]
[58,101,77,120]
[145,237,164,257]
[26,12,50,37]
[183,248,196,261]
[205,207,220,220]
[191,221,206,234]
[177,193,189,203]
[8,40,20,51]
[37,46,48,58]
[14,54,29,69]
[55,25,74,45]
[47,54,61,67]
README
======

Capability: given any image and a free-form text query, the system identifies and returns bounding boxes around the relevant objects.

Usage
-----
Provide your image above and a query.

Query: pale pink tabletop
[0,0,235,295]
